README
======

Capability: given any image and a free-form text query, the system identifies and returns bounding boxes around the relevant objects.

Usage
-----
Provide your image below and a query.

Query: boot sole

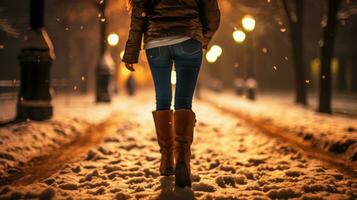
[175,162,191,187]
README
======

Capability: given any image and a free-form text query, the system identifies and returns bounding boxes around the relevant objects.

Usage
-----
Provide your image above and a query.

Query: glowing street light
[210,45,222,57]
[242,15,256,32]
[206,44,223,63]
[107,33,119,46]
[206,51,218,63]
[233,30,246,43]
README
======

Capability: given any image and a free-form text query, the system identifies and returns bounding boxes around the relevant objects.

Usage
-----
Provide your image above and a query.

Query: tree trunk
[318,0,341,114]
[282,0,307,105]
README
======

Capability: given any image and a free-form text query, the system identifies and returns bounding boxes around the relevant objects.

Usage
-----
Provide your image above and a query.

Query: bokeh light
[233,30,246,43]
[210,45,223,57]
[242,15,256,32]
[206,51,218,63]
[107,33,119,46]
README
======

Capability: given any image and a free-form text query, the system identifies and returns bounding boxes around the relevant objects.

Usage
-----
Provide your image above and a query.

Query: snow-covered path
[0,100,356,199]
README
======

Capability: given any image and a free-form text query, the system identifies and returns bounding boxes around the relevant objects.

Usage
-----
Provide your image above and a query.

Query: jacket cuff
[122,54,139,64]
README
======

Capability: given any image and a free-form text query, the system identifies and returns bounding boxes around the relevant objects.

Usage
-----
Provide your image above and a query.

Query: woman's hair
[125,0,133,12]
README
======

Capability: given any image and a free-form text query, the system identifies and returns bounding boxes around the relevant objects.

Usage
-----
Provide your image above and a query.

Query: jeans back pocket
[179,39,202,56]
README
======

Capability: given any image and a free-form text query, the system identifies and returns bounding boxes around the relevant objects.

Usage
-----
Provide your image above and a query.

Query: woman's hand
[125,63,135,72]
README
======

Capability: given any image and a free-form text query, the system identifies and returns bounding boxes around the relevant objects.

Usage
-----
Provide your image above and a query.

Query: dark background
[0,0,356,93]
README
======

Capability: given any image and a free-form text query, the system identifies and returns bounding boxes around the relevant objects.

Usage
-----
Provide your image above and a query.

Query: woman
[123,0,220,187]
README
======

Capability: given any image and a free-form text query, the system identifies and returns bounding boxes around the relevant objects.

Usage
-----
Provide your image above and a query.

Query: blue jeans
[146,39,202,110]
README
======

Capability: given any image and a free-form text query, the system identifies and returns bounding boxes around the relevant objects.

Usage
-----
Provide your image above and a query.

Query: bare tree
[318,0,342,113]
[280,0,308,105]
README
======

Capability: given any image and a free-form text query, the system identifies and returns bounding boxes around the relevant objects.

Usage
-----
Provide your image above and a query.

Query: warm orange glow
[120,50,125,60]
[206,51,218,63]
[107,33,119,46]
[119,62,130,77]
[140,53,148,63]
[210,45,223,57]
[118,62,152,89]
[242,15,256,32]
[233,30,246,43]
[206,45,223,63]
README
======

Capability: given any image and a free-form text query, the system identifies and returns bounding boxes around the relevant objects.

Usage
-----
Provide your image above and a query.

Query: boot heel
[175,162,191,187]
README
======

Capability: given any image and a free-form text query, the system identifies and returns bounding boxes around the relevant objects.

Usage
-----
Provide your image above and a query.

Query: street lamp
[233,30,246,43]
[241,14,257,100]
[206,51,218,63]
[107,33,120,94]
[242,15,256,32]
[96,0,114,103]
[17,0,55,120]
[205,45,223,63]
[232,30,246,96]
[107,33,119,47]
[210,45,223,57]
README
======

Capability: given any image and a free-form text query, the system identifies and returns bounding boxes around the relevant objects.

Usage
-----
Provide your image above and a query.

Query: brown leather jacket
[123,0,220,64]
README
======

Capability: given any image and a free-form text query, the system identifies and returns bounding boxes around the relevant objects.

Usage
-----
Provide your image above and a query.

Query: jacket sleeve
[200,0,221,49]
[122,0,148,64]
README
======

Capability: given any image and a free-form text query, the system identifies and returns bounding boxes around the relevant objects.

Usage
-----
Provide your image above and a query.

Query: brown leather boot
[174,109,196,187]
[152,110,175,176]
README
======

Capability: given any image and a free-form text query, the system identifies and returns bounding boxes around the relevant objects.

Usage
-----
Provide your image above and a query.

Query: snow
[0,92,356,199]
[0,117,85,177]
[203,90,357,170]
[0,94,140,180]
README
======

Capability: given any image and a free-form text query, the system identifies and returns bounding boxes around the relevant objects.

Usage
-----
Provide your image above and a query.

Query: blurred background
[1,0,357,122]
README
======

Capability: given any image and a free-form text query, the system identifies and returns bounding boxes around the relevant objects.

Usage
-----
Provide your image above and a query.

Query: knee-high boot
[152,110,175,176]
[174,109,196,187]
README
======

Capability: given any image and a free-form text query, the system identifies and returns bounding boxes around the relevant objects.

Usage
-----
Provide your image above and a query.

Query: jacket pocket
[179,39,202,55]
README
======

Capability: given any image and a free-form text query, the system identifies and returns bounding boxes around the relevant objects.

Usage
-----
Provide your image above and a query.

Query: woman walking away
[123,0,220,188]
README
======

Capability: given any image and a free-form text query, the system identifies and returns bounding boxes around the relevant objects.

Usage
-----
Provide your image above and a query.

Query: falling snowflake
[318,40,324,47]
